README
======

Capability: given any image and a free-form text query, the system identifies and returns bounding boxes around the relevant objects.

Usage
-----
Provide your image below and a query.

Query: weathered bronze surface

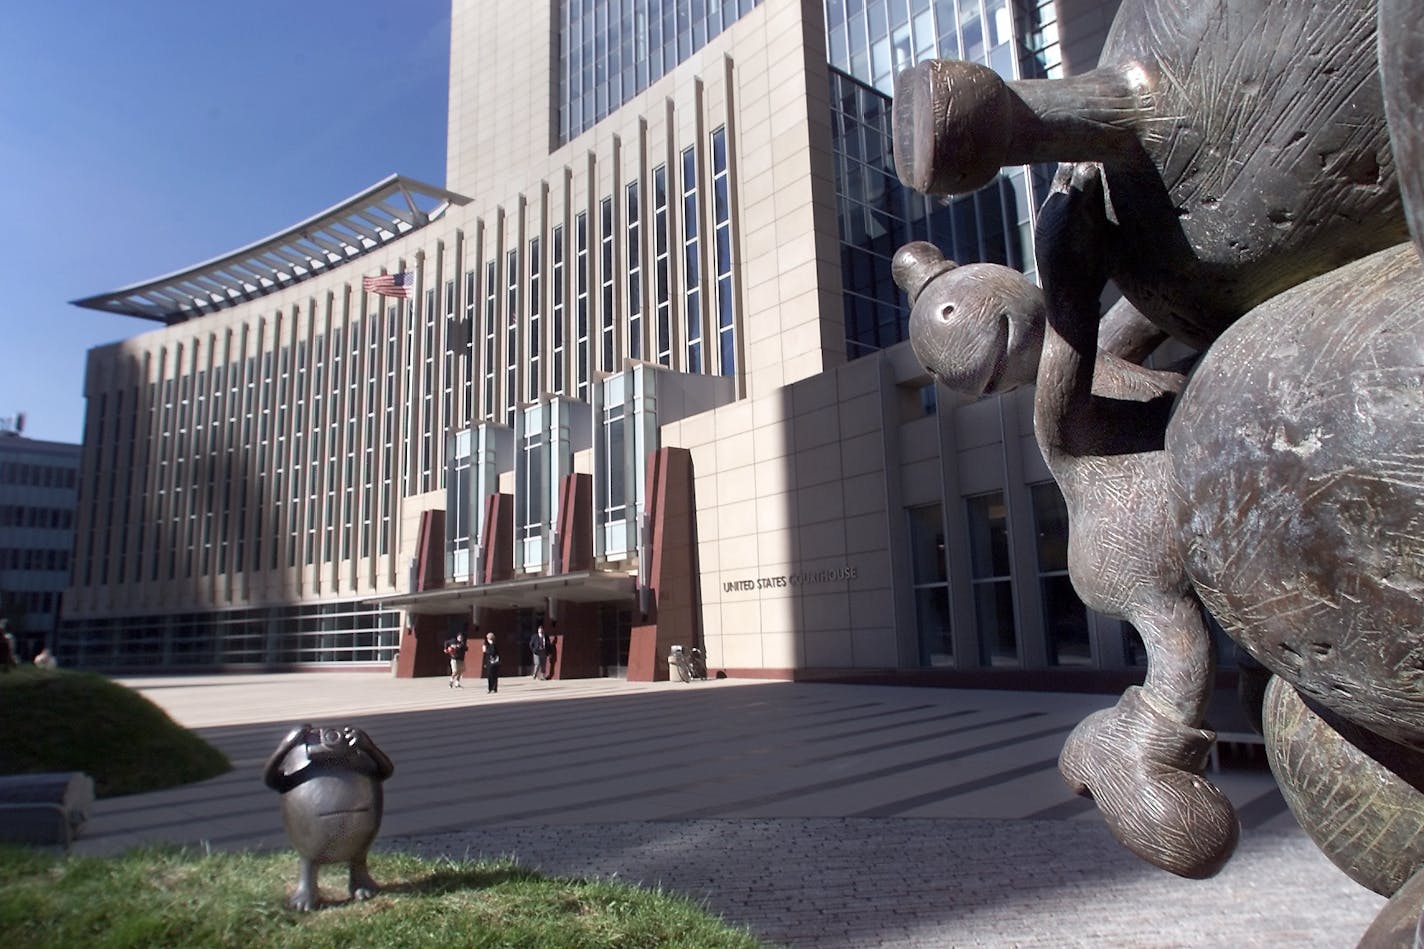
[891,0,1424,941]
[263,724,394,911]
[895,0,1405,350]
[1170,243,1424,753]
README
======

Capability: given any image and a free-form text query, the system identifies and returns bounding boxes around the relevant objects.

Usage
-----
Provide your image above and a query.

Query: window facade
[528,237,543,401]
[967,490,1017,666]
[600,196,617,373]
[557,0,764,143]
[652,164,673,366]
[575,211,591,400]
[551,225,567,395]
[828,0,1048,359]
[483,260,498,420]
[518,411,546,566]
[626,179,643,361]
[505,248,521,426]
[908,503,951,665]
[681,145,703,374]
[462,269,477,420]
[710,126,736,378]
[1031,481,1091,666]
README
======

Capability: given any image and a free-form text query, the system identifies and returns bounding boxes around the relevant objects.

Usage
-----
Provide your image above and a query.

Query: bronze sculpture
[263,724,394,911]
[891,0,1424,941]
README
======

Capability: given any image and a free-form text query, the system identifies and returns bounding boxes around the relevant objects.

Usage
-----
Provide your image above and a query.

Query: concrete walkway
[77,672,1385,947]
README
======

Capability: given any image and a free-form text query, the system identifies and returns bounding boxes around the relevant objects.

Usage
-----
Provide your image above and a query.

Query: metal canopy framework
[72,174,471,324]
[371,570,638,615]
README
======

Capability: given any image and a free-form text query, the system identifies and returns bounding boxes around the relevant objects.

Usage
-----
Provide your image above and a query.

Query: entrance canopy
[372,569,636,615]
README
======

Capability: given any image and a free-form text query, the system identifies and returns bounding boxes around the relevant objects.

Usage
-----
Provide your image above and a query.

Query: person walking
[481,631,501,693]
[443,632,468,688]
[529,624,548,680]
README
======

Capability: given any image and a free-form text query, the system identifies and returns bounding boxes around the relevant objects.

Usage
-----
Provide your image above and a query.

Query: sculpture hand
[1037,162,1113,310]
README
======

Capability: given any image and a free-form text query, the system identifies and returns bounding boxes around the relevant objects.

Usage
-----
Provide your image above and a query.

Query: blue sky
[0,1,451,444]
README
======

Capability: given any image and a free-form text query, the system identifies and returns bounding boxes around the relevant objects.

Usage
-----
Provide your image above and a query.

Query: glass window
[576,211,591,400]
[626,179,643,361]
[710,126,736,378]
[1031,481,1091,666]
[909,504,951,665]
[601,401,627,524]
[967,491,1018,665]
[681,145,704,373]
[556,1,764,143]
[552,225,567,395]
[506,248,521,426]
[483,260,498,420]
[521,426,546,543]
[600,196,616,372]
[529,236,542,401]
[652,164,672,366]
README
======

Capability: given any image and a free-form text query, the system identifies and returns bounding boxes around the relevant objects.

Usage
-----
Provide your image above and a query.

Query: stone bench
[0,773,95,848]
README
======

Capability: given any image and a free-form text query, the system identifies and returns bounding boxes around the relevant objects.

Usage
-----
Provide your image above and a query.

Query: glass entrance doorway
[596,604,632,678]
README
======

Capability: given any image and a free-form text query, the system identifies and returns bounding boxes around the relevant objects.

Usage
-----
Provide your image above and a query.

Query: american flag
[362,271,414,298]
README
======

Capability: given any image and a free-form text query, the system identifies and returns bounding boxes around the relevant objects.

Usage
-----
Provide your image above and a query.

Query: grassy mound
[0,846,763,948]
[0,668,230,797]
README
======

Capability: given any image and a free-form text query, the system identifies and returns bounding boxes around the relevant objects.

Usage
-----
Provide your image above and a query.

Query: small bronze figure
[262,724,394,911]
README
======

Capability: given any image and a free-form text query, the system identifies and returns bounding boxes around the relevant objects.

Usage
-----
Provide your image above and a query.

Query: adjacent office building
[0,420,80,660]
[63,0,1170,684]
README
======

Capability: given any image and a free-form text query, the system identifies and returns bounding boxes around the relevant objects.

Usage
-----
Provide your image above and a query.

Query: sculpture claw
[1060,686,1240,879]
[290,889,319,912]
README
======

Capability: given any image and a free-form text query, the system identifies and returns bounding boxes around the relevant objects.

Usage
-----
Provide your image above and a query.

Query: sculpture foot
[1060,686,1240,879]
[350,859,380,901]
[289,887,320,912]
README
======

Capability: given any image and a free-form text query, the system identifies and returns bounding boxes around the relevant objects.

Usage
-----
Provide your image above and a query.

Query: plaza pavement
[75,672,1385,947]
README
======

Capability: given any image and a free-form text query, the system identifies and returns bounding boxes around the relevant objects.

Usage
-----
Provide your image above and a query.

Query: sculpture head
[892,241,1045,396]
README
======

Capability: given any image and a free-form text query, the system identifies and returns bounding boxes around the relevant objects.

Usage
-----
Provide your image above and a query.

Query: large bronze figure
[891,0,1424,942]
[263,724,394,911]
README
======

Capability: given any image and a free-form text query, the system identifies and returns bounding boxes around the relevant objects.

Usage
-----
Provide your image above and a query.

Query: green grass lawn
[0,846,766,948]
[0,667,230,797]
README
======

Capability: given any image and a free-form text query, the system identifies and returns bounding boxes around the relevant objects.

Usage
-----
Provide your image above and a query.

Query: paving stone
[74,674,1390,947]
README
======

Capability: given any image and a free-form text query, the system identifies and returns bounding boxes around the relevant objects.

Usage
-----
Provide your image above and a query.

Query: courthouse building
[61,0,1173,685]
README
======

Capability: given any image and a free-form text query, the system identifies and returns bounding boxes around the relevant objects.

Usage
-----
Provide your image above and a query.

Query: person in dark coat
[529,625,548,680]
[481,632,500,693]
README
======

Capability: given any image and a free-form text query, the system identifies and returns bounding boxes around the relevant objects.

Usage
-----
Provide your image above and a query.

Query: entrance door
[597,605,632,678]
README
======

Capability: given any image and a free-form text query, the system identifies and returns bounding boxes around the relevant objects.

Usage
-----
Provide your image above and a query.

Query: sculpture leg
[1357,867,1424,949]
[1263,675,1424,899]
[1137,593,1215,727]
[349,855,380,901]
[291,857,320,911]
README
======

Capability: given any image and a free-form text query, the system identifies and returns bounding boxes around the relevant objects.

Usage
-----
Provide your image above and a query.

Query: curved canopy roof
[72,174,469,324]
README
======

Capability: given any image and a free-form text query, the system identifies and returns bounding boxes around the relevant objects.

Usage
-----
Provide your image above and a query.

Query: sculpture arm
[894,60,1150,196]
[1097,298,1167,365]
[345,727,395,781]
[263,724,310,792]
